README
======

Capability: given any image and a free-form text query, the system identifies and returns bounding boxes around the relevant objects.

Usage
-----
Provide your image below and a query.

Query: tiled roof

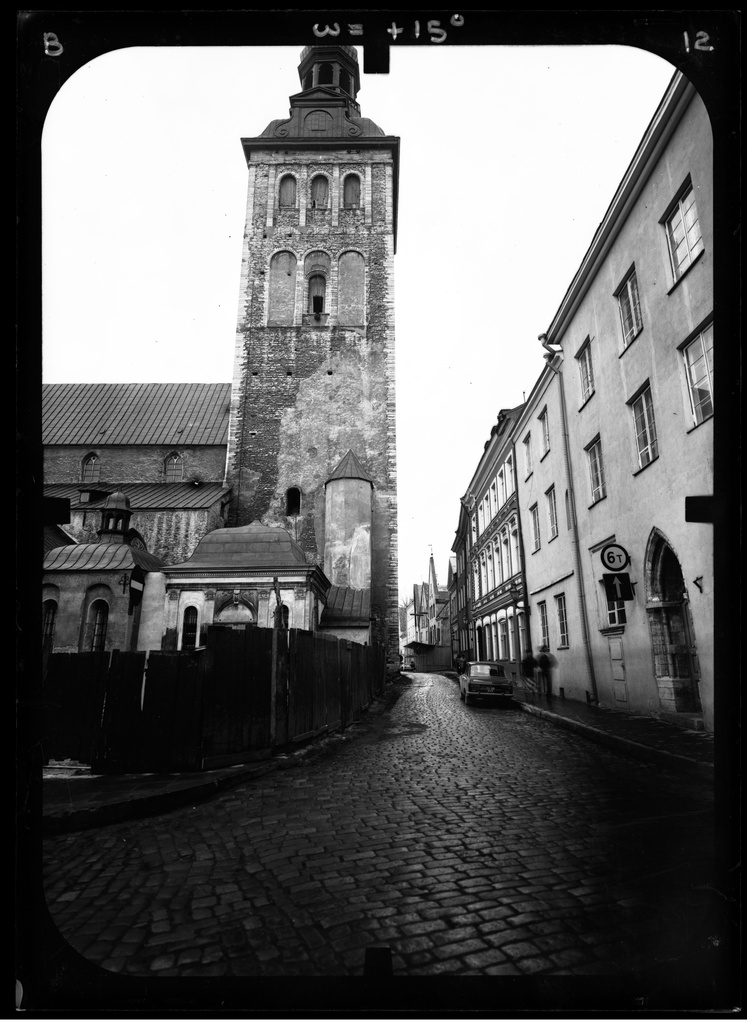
[42,383,231,446]
[44,543,164,572]
[326,449,373,485]
[43,483,230,512]
[322,585,370,625]
[167,522,308,571]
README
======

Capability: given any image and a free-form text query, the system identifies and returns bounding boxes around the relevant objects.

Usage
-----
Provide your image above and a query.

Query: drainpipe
[539,333,599,704]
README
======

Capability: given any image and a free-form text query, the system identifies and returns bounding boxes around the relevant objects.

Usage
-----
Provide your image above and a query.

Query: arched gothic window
[81,453,100,483]
[318,62,333,84]
[165,453,183,482]
[279,174,297,208]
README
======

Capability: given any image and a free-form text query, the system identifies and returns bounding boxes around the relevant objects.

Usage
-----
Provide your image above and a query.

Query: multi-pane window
[586,436,606,504]
[683,324,714,425]
[182,606,198,650]
[506,456,514,496]
[81,454,100,484]
[539,409,550,455]
[165,454,183,482]
[523,434,533,477]
[530,504,540,551]
[555,593,568,647]
[607,597,627,627]
[630,386,658,468]
[577,339,594,403]
[538,601,549,649]
[666,184,704,281]
[498,618,509,660]
[616,268,643,347]
[546,486,558,539]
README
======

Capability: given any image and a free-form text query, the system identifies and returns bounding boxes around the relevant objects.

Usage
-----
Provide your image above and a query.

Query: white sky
[41,43,676,604]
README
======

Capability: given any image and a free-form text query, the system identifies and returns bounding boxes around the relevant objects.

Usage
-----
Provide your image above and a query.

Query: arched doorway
[645,530,702,714]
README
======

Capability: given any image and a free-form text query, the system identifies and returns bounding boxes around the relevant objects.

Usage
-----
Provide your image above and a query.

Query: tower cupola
[97,490,132,544]
[297,45,361,114]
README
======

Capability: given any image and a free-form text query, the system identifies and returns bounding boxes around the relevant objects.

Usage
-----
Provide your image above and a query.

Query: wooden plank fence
[42,626,387,774]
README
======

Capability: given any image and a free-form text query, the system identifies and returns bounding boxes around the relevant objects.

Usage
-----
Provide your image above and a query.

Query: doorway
[645,530,702,714]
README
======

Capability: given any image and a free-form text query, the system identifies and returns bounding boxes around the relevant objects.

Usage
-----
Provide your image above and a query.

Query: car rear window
[471,664,505,677]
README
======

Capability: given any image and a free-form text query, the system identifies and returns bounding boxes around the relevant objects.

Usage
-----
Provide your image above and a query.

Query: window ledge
[599,625,625,637]
[578,391,595,413]
[588,494,607,510]
[539,449,550,463]
[524,472,533,482]
[548,533,558,544]
[667,248,705,295]
[556,645,569,651]
[686,412,713,434]
[632,455,659,477]
[531,546,541,555]
[618,329,643,359]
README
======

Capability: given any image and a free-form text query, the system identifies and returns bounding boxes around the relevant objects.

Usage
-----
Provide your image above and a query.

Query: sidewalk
[40,679,714,835]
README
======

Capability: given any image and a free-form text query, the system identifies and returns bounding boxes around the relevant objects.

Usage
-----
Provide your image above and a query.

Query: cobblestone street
[42,673,718,987]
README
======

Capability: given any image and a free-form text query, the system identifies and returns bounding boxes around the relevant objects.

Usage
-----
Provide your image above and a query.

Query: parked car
[459,661,513,706]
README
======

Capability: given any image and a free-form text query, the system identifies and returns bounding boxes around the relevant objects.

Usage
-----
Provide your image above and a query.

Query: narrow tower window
[318,62,333,85]
[279,174,297,208]
[81,453,100,483]
[308,275,326,313]
[182,606,198,651]
[286,487,301,515]
[89,600,109,652]
[343,174,361,209]
[165,453,183,482]
[310,175,329,209]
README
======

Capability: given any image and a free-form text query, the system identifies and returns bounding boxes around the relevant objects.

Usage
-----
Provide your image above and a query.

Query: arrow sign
[602,573,634,602]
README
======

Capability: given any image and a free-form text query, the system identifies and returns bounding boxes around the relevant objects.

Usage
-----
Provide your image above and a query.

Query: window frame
[523,433,533,478]
[546,485,558,540]
[538,408,550,457]
[537,601,549,649]
[530,503,541,552]
[663,179,704,283]
[681,322,714,426]
[615,266,643,349]
[555,593,568,647]
[278,173,297,209]
[575,336,595,405]
[628,383,659,469]
[81,453,100,484]
[585,435,606,505]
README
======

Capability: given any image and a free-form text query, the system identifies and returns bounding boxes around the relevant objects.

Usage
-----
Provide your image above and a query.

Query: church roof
[322,585,371,625]
[44,543,163,572]
[326,449,373,485]
[166,522,309,571]
[42,383,231,446]
[44,482,230,512]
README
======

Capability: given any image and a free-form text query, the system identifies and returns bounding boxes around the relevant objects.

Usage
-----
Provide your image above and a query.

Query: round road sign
[600,543,630,571]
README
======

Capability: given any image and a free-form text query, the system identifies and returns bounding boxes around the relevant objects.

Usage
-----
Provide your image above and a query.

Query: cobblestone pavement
[42,673,719,985]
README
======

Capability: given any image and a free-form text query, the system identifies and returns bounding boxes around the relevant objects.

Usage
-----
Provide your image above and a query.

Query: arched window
[310,175,329,209]
[89,600,108,652]
[318,62,333,84]
[42,600,57,644]
[268,251,297,325]
[81,453,100,483]
[165,453,183,483]
[279,174,297,208]
[308,275,326,313]
[343,174,361,209]
[286,487,301,516]
[182,606,198,650]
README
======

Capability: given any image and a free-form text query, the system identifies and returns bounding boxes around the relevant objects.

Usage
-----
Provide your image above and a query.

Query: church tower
[225,46,400,659]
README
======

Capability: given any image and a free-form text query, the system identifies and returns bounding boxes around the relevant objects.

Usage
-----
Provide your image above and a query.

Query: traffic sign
[602,573,634,602]
[600,543,630,572]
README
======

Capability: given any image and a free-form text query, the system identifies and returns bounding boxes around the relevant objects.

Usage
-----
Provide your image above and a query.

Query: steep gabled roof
[42,383,231,446]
